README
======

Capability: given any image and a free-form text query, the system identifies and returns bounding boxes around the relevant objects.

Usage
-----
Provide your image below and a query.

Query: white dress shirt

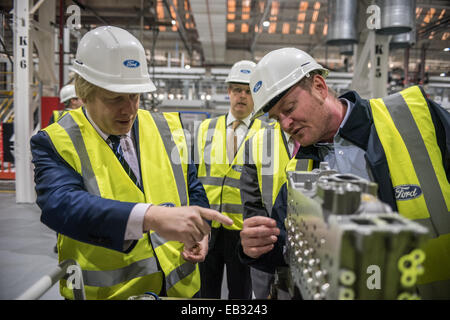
[226,112,252,149]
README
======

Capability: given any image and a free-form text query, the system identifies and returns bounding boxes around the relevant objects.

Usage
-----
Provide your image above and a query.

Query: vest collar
[337,91,373,151]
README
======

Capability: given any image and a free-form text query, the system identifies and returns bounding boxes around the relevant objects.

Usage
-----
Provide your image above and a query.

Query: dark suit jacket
[31,112,210,253]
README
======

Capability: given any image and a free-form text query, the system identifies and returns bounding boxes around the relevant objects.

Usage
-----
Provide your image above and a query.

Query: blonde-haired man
[31,26,232,300]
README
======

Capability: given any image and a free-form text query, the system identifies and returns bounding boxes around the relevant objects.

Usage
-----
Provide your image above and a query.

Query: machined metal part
[284,162,430,300]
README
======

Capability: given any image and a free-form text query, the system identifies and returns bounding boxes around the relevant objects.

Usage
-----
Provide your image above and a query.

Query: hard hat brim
[70,66,157,94]
[251,85,292,121]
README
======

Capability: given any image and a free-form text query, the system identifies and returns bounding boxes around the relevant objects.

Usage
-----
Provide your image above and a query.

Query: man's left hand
[181,235,208,263]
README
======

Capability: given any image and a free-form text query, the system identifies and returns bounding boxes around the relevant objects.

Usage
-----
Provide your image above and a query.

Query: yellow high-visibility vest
[43,108,199,299]
[370,85,450,299]
[249,122,312,213]
[196,115,267,230]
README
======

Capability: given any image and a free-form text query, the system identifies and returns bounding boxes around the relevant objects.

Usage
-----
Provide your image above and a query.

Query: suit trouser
[251,267,274,299]
[200,227,252,299]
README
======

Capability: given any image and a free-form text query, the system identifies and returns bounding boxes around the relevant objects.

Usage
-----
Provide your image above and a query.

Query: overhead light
[185,64,191,70]
[171,19,176,25]
[440,72,446,77]
[444,48,450,52]
[262,20,270,27]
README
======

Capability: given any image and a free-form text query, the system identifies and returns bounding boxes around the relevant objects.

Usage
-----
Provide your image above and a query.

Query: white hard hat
[225,60,256,84]
[59,84,77,103]
[71,26,156,93]
[250,48,328,119]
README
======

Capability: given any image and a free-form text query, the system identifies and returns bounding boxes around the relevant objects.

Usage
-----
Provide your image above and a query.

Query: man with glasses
[195,60,269,299]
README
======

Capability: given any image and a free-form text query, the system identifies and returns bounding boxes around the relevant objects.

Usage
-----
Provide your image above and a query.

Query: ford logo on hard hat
[123,59,140,68]
[240,69,251,74]
[253,80,262,93]
[394,185,422,201]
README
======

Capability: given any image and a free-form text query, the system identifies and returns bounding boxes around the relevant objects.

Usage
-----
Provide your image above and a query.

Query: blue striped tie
[108,135,140,188]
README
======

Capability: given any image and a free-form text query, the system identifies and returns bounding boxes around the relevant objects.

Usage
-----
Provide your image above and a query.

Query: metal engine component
[284,162,429,300]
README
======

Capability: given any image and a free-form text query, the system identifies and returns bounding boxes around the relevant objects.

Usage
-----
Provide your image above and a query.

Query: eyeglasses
[230,86,251,95]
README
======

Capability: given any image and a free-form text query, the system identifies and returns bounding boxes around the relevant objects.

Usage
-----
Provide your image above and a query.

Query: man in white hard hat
[238,47,450,299]
[48,84,83,125]
[195,60,267,299]
[30,26,232,300]
[239,119,312,299]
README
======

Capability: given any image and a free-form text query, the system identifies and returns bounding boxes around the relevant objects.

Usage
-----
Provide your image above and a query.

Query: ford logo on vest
[394,185,422,201]
[123,59,140,68]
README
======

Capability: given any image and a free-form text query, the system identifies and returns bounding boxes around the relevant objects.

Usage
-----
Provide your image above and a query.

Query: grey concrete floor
[0,191,231,300]
[0,192,60,300]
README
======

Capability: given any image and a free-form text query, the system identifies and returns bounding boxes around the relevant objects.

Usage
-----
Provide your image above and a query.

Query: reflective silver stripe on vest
[296,159,310,171]
[150,112,188,206]
[245,132,254,166]
[58,114,101,196]
[210,204,221,211]
[382,92,450,237]
[221,203,243,214]
[223,176,240,189]
[80,256,160,287]
[203,117,219,177]
[149,232,169,249]
[261,127,275,216]
[198,176,225,187]
[165,262,196,292]
[209,203,243,214]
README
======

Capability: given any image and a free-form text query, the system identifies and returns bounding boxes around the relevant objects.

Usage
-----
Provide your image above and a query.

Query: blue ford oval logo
[232,165,243,173]
[123,59,140,68]
[159,202,176,207]
[240,69,251,74]
[253,80,262,93]
[394,185,422,201]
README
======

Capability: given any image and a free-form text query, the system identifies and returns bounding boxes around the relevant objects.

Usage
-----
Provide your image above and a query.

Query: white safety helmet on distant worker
[71,26,156,93]
[225,60,256,84]
[250,47,328,119]
[59,84,78,103]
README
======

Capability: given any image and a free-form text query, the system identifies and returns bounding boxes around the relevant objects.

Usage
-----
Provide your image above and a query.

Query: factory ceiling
[0,0,449,75]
